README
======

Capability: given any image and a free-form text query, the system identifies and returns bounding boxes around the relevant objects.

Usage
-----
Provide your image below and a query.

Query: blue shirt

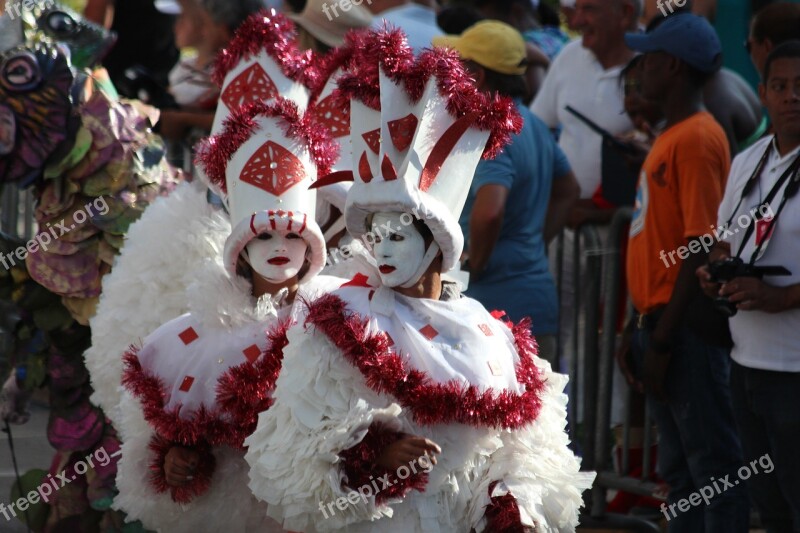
[459,101,571,334]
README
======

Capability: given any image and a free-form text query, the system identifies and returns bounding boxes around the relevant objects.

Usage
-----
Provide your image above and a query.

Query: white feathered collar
[186,258,287,330]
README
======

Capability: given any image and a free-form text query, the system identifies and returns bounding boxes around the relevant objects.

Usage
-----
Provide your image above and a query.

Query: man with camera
[698,41,800,532]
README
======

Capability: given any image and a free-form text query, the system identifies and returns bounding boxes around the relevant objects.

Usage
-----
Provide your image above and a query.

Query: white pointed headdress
[314,29,522,274]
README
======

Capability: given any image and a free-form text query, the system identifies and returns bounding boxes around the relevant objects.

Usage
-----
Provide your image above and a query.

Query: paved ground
[0,403,53,533]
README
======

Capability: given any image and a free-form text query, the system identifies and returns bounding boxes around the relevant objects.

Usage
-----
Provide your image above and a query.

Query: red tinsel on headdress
[412,48,523,160]
[148,433,216,503]
[195,98,339,195]
[304,293,546,430]
[335,27,415,111]
[211,8,320,89]
[215,321,289,436]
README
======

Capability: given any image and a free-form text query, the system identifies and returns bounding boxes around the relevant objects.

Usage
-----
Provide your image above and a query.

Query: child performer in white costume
[84,9,323,432]
[112,96,339,532]
[244,29,595,532]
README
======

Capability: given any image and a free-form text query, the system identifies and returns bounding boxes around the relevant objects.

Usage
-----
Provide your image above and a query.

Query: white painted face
[245,231,307,283]
[371,212,426,287]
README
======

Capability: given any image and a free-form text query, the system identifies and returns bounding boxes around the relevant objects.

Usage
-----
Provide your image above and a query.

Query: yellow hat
[432,20,527,76]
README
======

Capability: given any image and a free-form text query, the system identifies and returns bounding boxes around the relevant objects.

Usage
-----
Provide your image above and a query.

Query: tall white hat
[199,9,321,198]
[315,29,522,273]
[197,98,338,281]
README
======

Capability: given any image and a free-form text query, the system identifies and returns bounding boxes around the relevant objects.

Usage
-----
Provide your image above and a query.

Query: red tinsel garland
[148,433,216,503]
[304,293,546,430]
[196,98,339,195]
[338,421,429,505]
[211,9,320,89]
[215,322,289,437]
[485,481,533,532]
[333,28,521,160]
[121,327,286,449]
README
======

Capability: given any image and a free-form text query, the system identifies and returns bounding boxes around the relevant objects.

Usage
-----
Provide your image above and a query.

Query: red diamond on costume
[241,141,306,196]
[478,324,493,337]
[243,344,261,363]
[314,94,350,138]
[362,128,382,154]
[388,114,418,151]
[178,376,195,392]
[420,325,438,340]
[178,327,199,345]
[221,63,277,110]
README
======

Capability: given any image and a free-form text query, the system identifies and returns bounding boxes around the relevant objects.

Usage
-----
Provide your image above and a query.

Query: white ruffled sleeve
[244,323,412,532]
[468,357,595,533]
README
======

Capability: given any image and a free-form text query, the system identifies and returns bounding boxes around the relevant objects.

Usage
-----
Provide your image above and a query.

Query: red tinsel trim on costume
[122,340,281,449]
[485,481,532,532]
[215,321,289,442]
[211,9,319,89]
[148,433,216,504]
[339,422,428,504]
[195,98,338,195]
[304,294,546,429]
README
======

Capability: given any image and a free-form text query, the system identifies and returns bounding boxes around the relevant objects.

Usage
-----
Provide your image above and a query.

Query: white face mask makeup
[371,212,426,288]
[245,231,307,283]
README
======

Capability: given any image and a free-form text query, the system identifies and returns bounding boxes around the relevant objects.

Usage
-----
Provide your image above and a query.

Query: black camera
[707,257,791,317]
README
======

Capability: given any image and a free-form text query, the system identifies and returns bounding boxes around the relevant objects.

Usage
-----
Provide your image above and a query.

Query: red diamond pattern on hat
[388,114,418,152]
[243,344,261,363]
[179,376,195,392]
[420,324,438,340]
[362,128,381,154]
[314,94,349,138]
[358,151,374,182]
[381,154,398,181]
[478,324,493,337]
[241,141,306,196]
[178,327,199,345]
[221,63,277,110]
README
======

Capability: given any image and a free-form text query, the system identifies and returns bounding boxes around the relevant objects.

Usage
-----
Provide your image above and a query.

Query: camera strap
[731,143,800,263]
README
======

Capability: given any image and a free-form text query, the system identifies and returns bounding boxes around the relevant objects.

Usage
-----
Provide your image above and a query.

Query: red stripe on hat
[419,113,478,192]
[269,211,277,230]
[299,213,307,234]
[287,211,293,231]
[249,213,258,234]
[381,154,397,181]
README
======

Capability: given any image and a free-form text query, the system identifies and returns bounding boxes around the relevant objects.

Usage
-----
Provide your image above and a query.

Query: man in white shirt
[368,0,442,54]
[698,42,800,532]
[532,0,640,205]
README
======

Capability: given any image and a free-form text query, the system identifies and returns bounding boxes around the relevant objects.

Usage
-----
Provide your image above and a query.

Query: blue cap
[624,13,722,74]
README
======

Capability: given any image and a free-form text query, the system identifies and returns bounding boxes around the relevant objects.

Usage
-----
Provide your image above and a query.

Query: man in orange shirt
[624,13,749,532]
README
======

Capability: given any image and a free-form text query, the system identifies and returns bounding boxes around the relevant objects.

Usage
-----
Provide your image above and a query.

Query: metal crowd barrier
[1,185,35,240]
[554,211,663,531]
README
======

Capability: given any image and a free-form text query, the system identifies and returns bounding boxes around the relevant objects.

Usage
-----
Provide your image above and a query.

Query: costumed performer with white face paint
[84,9,323,434]
[111,96,339,533]
[244,29,595,532]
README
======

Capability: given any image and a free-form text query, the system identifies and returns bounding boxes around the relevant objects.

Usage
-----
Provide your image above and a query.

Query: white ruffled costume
[113,259,340,532]
[246,279,594,532]
[245,29,594,532]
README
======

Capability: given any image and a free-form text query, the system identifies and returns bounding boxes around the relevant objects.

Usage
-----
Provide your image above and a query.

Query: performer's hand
[696,264,722,300]
[164,445,200,487]
[376,434,441,472]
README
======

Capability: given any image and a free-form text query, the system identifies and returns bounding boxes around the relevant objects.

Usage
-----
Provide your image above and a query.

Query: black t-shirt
[103,0,179,93]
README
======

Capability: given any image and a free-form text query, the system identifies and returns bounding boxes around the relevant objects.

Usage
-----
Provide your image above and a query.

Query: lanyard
[725,142,800,264]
